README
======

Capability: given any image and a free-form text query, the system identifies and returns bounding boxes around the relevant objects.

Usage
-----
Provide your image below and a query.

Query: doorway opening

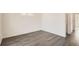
[66,13,79,46]
[66,13,75,35]
[66,13,79,35]
[75,14,79,31]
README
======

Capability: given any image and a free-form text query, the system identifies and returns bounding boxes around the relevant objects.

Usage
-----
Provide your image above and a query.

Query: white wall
[2,13,66,38]
[2,13,42,38]
[75,14,79,30]
[0,14,2,44]
[42,13,66,37]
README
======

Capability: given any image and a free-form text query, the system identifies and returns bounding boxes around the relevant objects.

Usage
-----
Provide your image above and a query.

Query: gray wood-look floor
[1,30,65,46]
[65,30,79,46]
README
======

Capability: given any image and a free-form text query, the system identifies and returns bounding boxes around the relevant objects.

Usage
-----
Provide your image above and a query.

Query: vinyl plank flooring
[1,30,65,46]
[65,31,79,46]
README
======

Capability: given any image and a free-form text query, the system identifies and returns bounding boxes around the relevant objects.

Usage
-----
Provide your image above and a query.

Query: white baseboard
[41,29,66,37]
[3,30,41,39]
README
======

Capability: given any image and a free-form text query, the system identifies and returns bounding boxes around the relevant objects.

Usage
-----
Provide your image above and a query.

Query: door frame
[66,13,75,36]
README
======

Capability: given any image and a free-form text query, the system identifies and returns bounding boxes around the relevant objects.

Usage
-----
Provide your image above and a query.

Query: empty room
[1,0,79,59]
[0,13,66,46]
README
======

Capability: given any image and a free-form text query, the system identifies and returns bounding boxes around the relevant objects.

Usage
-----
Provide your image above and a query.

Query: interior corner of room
[0,13,66,46]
